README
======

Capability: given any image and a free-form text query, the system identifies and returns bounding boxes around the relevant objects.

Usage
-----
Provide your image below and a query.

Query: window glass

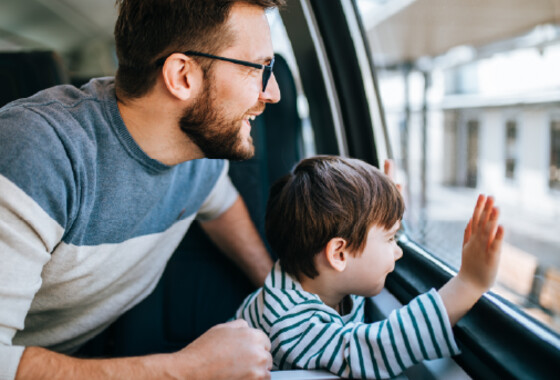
[505,120,518,180]
[268,10,316,157]
[357,0,560,335]
[551,119,560,190]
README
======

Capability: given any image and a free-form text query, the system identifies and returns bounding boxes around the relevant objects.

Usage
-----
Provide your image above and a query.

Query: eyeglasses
[156,51,275,92]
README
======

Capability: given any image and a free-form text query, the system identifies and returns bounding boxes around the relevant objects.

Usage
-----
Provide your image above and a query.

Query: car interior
[1,0,559,379]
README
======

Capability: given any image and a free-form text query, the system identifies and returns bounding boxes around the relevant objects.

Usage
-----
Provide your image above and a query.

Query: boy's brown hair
[265,156,404,280]
[114,0,285,99]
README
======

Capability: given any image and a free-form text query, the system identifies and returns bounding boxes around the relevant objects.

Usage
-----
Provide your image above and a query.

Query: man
[0,0,284,379]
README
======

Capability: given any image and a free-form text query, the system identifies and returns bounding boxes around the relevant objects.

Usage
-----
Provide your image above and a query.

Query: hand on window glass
[459,194,505,293]
[383,159,403,194]
[439,194,505,325]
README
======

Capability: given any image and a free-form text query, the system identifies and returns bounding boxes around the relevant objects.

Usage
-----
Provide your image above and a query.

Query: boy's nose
[394,246,403,261]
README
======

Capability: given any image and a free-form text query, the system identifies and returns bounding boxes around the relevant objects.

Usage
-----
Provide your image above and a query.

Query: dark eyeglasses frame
[156,51,275,92]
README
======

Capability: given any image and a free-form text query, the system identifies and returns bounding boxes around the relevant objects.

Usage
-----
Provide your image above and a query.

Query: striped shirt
[233,262,460,379]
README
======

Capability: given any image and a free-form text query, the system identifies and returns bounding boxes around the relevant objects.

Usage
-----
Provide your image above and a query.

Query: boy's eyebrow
[388,222,401,234]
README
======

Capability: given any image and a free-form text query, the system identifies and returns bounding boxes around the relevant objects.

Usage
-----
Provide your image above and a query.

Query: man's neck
[116,91,204,166]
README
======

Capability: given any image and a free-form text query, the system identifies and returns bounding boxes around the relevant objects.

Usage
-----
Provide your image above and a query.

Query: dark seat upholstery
[77,54,303,357]
[0,51,68,108]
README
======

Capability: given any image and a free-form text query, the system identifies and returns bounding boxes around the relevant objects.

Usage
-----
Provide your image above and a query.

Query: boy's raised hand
[458,194,504,294]
[438,194,505,326]
[383,159,403,193]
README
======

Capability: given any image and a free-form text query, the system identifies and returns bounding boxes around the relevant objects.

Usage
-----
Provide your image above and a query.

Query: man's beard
[179,83,259,161]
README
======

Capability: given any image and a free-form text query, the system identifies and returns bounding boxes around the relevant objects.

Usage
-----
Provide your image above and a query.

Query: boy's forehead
[369,220,401,235]
[383,220,401,233]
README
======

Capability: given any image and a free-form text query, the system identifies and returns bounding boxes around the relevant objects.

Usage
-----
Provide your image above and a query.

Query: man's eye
[248,67,261,76]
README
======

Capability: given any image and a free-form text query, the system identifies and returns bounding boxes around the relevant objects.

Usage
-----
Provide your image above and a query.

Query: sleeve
[0,107,68,380]
[0,176,64,380]
[269,289,460,379]
[195,160,239,221]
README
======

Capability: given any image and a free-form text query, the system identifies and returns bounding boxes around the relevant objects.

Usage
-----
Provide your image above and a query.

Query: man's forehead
[223,2,274,58]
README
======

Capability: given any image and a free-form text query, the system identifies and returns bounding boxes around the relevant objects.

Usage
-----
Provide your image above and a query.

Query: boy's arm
[269,294,459,379]
[438,195,504,325]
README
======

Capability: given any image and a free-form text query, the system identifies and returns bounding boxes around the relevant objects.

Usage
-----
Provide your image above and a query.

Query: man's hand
[17,320,272,380]
[175,319,272,380]
[438,194,504,326]
[457,194,504,293]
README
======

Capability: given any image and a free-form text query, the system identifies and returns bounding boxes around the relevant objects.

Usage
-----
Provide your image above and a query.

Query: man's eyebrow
[255,55,274,64]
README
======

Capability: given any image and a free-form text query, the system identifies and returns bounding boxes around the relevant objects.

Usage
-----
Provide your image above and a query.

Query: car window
[356,0,560,336]
[268,9,317,157]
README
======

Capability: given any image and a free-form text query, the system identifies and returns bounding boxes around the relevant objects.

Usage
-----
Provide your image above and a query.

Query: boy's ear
[325,237,349,272]
[161,53,203,101]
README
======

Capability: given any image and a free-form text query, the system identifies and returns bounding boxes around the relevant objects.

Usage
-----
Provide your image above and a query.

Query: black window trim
[390,235,560,379]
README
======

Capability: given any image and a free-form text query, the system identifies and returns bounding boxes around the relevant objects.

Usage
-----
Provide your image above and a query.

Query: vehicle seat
[0,51,68,108]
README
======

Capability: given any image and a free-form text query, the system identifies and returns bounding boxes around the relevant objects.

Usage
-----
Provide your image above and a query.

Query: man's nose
[260,73,281,104]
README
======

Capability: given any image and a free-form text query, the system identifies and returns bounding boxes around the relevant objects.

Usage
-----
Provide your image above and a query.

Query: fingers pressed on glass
[478,196,495,232]
[471,194,486,234]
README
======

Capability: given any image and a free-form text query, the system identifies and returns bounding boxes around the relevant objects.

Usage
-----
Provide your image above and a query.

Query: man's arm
[200,195,273,287]
[16,320,272,380]
[438,194,504,325]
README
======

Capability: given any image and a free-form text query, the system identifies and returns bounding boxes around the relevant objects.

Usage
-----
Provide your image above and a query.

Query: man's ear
[161,53,203,101]
[325,237,348,272]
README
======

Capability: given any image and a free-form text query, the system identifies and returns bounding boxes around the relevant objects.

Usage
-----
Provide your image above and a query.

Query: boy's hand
[438,194,505,326]
[383,159,403,193]
[457,194,504,293]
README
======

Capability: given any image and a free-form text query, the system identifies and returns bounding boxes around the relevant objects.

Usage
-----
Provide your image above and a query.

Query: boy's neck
[300,274,348,313]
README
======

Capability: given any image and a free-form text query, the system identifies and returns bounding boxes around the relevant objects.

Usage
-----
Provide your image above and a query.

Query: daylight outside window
[357,0,560,335]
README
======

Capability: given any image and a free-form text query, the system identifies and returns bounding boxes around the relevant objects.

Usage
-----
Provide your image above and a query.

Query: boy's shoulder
[235,262,345,330]
[263,262,325,311]
[264,263,369,325]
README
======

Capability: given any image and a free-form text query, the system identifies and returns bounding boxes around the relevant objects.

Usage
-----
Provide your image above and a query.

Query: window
[505,120,518,180]
[356,0,560,338]
[551,119,560,190]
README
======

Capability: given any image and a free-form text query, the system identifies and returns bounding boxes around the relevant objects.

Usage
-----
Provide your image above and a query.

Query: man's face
[180,3,281,160]
[179,77,261,160]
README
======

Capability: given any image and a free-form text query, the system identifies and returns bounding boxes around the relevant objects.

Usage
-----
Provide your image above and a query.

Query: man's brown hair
[265,156,405,281]
[114,0,285,99]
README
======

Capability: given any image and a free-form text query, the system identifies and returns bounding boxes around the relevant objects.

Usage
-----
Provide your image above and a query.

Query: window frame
[550,118,560,190]
[505,118,518,181]
[281,0,560,378]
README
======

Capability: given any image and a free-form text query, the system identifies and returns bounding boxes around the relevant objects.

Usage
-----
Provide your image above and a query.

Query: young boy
[233,155,504,379]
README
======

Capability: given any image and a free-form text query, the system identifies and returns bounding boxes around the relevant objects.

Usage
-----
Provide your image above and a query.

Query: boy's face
[344,221,403,297]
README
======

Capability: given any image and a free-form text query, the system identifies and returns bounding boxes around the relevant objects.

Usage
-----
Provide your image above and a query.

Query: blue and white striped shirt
[234,262,460,379]
[0,78,238,380]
